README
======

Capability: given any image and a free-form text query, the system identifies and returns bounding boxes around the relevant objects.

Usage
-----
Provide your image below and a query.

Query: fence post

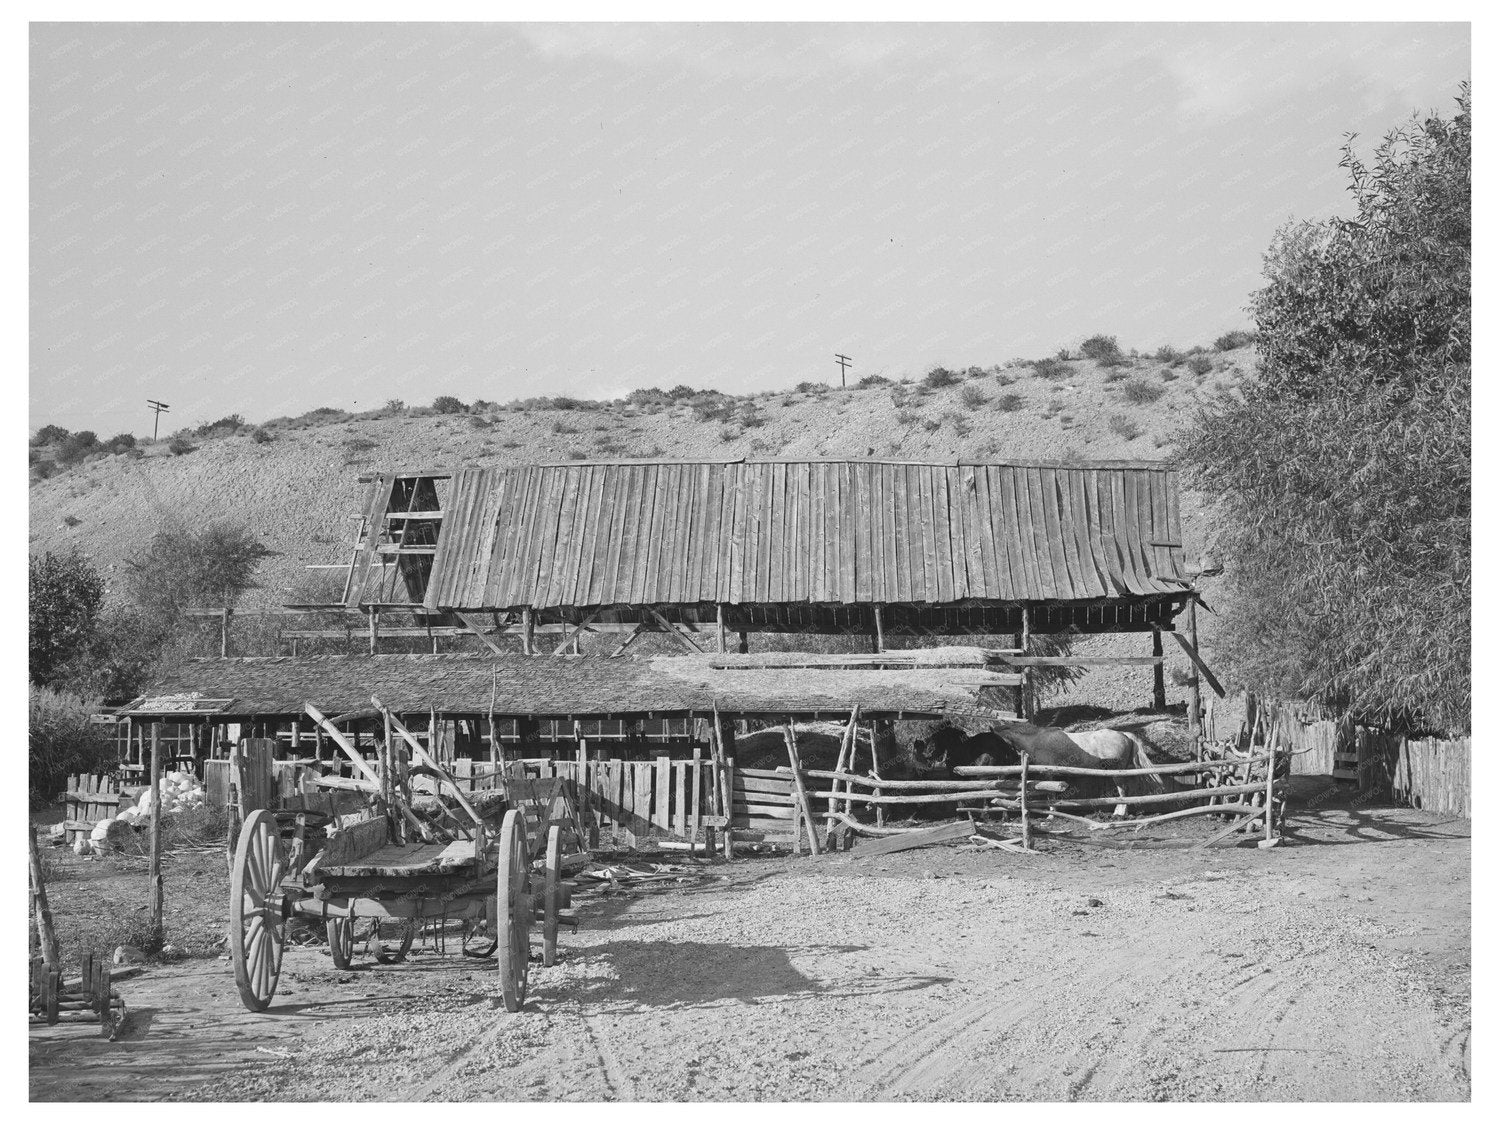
[149,723,164,940]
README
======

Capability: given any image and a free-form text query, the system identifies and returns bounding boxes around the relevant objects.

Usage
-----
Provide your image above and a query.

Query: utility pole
[835,353,852,388]
[147,399,171,441]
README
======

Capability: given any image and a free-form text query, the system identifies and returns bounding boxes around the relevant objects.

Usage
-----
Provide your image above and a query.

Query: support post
[149,723,164,939]
[872,604,884,653]
[1186,598,1203,750]
[1020,609,1033,719]
[220,607,230,658]
[367,606,378,655]
[522,607,535,656]
[1152,628,1166,711]
[1019,751,1031,851]
[716,604,727,654]
[737,630,748,654]
[870,722,885,828]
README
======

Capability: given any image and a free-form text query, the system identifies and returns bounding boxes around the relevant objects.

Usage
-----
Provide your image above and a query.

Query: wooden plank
[691,748,703,843]
[735,774,796,795]
[731,788,798,806]
[734,802,797,820]
[675,757,688,839]
[851,819,973,858]
[1168,631,1227,697]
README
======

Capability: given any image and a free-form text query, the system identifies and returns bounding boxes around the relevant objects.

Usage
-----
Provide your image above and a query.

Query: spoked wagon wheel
[230,809,287,1012]
[326,916,354,969]
[497,809,532,1012]
[543,825,563,967]
[373,919,418,964]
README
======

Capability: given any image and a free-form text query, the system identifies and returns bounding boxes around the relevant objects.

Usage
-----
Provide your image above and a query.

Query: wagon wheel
[542,824,562,967]
[497,809,532,1012]
[326,917,353,969]
[230,808,287,1012]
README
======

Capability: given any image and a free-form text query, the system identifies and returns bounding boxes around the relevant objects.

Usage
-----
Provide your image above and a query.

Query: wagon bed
[320,839,484,879]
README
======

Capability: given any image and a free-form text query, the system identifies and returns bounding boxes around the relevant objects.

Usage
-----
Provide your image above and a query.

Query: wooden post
[737,630,748,654]
[1263,742,1279,846]
[716,604,727,654]
[149,722,164,939]
[781,720,822,856]
[28,824,61,966]
[368,606,378,655]
[872,604,884,653]
[1019,751,1030,851]
[1020,609,1032,719]
[824,708,860,846]
[870,722,885,829]
[1186,598,1203,750]
[1152,628,1166,711]
[220,607,230,658]
[522,607,535,656]
[428,707,438,769]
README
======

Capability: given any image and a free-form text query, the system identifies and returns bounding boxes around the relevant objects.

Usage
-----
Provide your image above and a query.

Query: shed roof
[391,458,1185,611]
[121,652,1021,721]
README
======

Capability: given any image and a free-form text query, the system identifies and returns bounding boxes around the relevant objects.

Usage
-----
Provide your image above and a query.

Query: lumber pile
[29,953,127,1039]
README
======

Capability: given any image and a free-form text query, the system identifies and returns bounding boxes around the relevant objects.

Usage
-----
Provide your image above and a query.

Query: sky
[28,21,1471,435]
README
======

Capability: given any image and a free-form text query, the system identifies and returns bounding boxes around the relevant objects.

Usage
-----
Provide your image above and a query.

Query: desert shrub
[994,372,1016,387]
[29,687,115,810]
[922,367,962,389]
[194,414,244,437]
[921,417,941,432]
[250,427,273,443]
[1059,414,1074,426]
[1214,329,1257,352]
[1161,368,1178,382]
[167,435,195,455]
[719,425,740,442]
[737,406,766,428]
[32,424,69,446]
[1178,85,1469,732]
[56,430,99,464]
[552,421,579,435]
[1108,415,1142,441]
[1120,378,1166,404]
[856,374,890,388]
[994,392,1024,412]
[432,395,465,414]
[1103,369,1128,384]
[565,449,587,460]
[794,381,825,395]
[895,408,921,426]
[958,384,989,408]
[1080,335,1127,366]
[63,514,81,527]
[384,398,405,412]
[1030,357,1068,380]
[103,433,136,453]
[595,437,626,457]
[1154,345,1183,364]
[1055,348,1073,361]
[1187,356,1214,376]
[944,412,971,437]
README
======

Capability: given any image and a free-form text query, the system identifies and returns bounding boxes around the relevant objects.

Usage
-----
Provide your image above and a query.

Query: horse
[940,722,1164,817]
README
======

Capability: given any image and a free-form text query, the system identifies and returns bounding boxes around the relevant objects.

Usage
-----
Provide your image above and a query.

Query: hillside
[28,344,1256,712]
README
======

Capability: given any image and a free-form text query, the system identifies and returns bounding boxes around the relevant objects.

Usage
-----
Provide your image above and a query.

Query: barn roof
[119,652,1022,721]
[356,458,1187,612]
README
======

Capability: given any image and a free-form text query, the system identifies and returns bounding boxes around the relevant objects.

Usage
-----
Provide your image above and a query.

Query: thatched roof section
[122,652,1023,721]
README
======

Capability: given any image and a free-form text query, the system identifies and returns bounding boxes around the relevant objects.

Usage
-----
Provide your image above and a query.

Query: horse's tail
[1129,734,1167,791]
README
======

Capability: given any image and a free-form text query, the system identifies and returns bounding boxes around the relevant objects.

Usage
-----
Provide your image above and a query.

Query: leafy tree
[124,519,273,630]
[1178,85,1470,733]
[32,424,69,446]
[29,550,105,686]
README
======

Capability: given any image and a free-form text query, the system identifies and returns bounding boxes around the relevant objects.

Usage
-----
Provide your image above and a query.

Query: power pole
[147,399,171,441]
[835,354,852,388]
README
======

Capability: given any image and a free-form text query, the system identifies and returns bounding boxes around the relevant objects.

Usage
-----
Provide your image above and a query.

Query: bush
[30,550,104,687]
[856,374,891,388]
[1187,356,1214,376]
[1108,415,1142,441]
[1214,329,1257,352]
[958,384,989,408]
[384,398,405,413]
[57,431,99,464]
[194,414,244,437]
[794,381,825,394]
[894,408,922,426]
[994,392,1024,412]
[1178,85,1470,732]
[125,520,271,630]
[29,687,115,810]
[1120,378,1166,404]
[1080,335,1127,366]
[33,424,70,446]
[922,367,962,389]
[1161,368,1178,382]
[432,395,465,414]
[167,435,195,455]
[250,427,273,443]
[1030,357,1068,380]
[1153,345,1183,365]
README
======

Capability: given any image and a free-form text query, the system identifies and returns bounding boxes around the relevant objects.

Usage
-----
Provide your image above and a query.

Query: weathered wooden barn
[335,457,1196,653]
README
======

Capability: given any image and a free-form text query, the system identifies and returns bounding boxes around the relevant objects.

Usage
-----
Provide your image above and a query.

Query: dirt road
[30,792,1469,1102]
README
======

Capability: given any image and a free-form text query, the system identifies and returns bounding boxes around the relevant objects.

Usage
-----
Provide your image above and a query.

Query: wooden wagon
[227,699,581,1014]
